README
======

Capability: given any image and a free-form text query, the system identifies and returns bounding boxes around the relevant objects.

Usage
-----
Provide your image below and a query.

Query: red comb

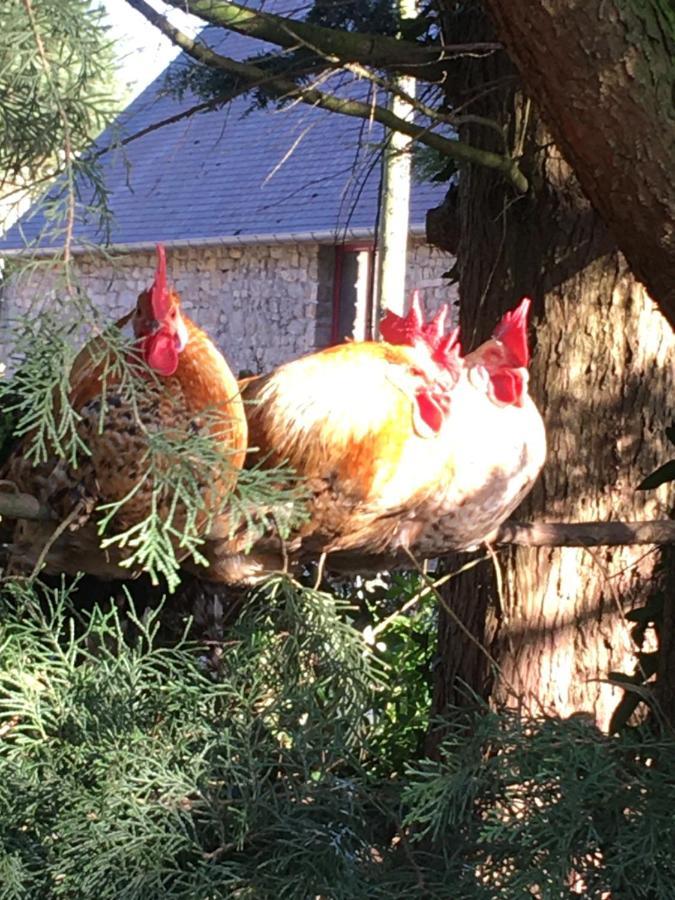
[150,243,169,320]
[380,290,425,345]
[380,291,462,370]
[422,303,448,344]
[493,297,531,367]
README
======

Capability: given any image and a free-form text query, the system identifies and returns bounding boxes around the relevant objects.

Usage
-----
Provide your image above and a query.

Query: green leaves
[0,312,86,466]
[402,709,675,898]
[2,577,675,897]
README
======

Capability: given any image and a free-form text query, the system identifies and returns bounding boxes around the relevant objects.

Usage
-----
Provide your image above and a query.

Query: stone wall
[1,238,456,374]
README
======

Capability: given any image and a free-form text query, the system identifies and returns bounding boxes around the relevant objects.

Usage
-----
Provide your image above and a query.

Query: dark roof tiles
[2,17,446,251]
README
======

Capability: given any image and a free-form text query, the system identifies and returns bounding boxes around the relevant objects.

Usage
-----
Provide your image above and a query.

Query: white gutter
[0,224,428,258]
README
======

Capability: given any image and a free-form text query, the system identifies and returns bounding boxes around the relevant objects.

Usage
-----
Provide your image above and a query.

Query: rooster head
[467,297,533,407]
[381,291,463,438]
[134,244,189,376]
[380,291,462,373]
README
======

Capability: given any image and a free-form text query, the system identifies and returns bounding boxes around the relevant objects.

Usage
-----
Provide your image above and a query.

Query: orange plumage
[198,295,546,584]
[3,244,247,576]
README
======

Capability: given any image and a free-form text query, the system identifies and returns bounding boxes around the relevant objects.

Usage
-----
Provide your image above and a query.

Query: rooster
[196,296,546,584]
[2,244,247,577]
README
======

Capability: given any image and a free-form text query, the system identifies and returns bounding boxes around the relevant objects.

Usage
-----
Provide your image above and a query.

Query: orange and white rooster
[2,244,247,577]
[198,295,546,583]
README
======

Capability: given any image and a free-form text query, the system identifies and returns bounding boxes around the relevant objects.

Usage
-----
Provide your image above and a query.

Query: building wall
[1,238,456,374]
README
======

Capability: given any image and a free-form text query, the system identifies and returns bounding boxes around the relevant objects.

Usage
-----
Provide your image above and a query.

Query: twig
[403,547,512,692]
[369,556,488,641]
[345,61,506,142]
[0,716,20,739]
[22,0,75,286]
[29,503,85,581]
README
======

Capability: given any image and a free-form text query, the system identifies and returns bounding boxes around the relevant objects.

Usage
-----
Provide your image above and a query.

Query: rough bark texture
[429,10,675,740]
[481,0,675,328]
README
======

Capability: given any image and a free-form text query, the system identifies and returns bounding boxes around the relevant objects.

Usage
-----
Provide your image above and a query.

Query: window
[331,243,376,343]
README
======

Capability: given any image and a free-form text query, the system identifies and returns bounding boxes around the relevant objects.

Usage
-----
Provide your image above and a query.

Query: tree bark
[480,0,675,328]
[429,10,675,742]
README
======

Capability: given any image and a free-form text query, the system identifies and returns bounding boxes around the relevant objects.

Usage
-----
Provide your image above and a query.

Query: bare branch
[344,62,506,142]
[125,0,528,191]
[161,0,451,82]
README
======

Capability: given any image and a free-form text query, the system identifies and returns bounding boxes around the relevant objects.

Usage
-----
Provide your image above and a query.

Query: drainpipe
[374,0,417,332]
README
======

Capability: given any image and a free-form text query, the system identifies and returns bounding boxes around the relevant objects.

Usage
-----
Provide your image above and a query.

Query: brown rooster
[196,296,546,584]
[2,244,247,577]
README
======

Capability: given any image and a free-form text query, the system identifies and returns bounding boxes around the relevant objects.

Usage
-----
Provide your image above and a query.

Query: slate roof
[1,15,447,254]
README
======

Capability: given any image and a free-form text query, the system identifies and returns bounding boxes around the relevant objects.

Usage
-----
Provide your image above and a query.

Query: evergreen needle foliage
[0,578,382,899]
[1,578,675,899]
[95,411,309,590]
[1,307,307,589]
[0,0,117,192]
[1,313,87,466]
[0,0,311,589]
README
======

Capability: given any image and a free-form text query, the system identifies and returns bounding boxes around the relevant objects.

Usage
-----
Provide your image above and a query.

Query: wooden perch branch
[1,489,674,548]
[492,520,675,548]
[0,490,54,523]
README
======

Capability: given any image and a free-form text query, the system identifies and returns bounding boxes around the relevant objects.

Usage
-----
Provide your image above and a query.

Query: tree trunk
[429,10,675,741]
[480,0,675,328]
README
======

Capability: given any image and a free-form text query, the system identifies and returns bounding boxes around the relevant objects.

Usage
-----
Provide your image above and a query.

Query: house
[0,19,455,374]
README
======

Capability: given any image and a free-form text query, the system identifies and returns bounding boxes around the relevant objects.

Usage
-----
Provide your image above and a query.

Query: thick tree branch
[162,0,450,82]
[125,0,528,191]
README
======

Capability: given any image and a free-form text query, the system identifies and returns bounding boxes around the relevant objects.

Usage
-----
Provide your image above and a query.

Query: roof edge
[0,224,428,258]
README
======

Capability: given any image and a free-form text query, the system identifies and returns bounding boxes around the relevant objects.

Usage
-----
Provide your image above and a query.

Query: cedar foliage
[1,577,675,899]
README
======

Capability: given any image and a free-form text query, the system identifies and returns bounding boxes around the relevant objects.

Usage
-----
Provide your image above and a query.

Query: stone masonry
[1,238,456,374]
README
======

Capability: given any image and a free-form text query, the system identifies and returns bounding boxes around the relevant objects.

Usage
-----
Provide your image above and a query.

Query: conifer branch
[125,0,528,192]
